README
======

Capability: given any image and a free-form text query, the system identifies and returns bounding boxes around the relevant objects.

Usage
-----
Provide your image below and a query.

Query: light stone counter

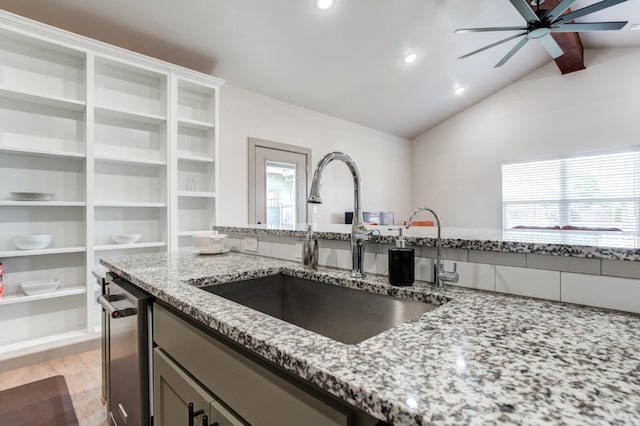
[213,224,640,262]
[102,250,640,425]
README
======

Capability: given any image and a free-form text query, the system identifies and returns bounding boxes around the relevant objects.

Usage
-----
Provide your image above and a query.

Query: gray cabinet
[153,347,245,426]
[153,304,364,426]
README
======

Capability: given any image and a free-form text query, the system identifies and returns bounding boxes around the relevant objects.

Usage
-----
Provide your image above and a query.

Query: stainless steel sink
[202,274,437,344]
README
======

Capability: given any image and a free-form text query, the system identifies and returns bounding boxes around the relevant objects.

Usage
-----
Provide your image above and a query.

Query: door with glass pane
[248,138,310,226]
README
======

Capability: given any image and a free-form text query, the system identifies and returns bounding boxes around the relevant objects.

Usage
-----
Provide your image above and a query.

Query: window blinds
[502,148,640,232]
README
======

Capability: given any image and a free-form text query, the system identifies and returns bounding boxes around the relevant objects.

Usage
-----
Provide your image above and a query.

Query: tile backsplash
[225,233,640,315]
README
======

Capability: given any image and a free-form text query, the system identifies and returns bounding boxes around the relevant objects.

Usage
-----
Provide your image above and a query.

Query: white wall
[411,48,640,229]
[219,85,412,226]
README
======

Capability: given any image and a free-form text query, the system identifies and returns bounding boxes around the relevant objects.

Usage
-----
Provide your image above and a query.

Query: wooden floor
[0,349,107,425]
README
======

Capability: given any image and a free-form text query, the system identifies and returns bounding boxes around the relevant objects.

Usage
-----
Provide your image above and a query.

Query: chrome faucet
[406,207,458,290]
[308,152,380,278]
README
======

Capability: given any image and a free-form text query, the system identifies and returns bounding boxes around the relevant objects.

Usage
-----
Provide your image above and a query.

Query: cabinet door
[154,348,211,426]
[154,305,354,426]
[154,348,245,426]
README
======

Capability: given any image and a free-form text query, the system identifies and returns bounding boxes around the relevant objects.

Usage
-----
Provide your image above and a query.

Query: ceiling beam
[535,0,585,74]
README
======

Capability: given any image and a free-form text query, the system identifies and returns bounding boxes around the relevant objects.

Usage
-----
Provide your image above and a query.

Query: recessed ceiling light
[403,53,418,64]
[630,24,640,31]
[454,87,465,95]
[315,0,335,10]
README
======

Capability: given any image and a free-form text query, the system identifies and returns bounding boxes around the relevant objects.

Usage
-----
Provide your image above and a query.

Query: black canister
[388,227,414,286]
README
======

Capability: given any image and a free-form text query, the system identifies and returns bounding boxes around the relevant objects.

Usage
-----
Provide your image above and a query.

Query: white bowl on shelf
[112,234,142,244]
[10,192,55,201]
[21,278,60,296]
[13,234,53,250]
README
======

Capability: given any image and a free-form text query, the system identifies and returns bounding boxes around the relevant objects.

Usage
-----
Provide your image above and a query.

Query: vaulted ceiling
[1,0,638,139]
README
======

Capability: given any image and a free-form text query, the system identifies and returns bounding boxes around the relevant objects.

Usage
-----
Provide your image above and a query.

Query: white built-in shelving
[0,11,223,359]
[173,77,219,249]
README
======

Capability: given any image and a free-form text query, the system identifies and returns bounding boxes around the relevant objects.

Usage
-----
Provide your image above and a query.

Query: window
[502,147,640,232]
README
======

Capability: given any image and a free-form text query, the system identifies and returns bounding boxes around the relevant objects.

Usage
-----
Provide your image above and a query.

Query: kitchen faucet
[406,207,458,290]
[308,152,380,278]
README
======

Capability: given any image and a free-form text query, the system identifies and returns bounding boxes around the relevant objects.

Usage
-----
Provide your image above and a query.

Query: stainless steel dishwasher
[99,272,152,426]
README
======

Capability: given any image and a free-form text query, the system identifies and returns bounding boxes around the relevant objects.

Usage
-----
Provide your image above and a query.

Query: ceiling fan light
[315,0,335,10]
[403,53,418,64]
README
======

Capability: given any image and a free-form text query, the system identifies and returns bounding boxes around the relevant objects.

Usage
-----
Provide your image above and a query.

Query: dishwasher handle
[98,294,138,319]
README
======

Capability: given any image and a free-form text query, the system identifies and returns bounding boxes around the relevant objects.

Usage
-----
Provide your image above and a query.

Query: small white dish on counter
[112,234,142,244]
[193,248,230,255]
[21,278,60,296]
[10,192,55,201]
[13,234,53,250]
[193,233,227,253]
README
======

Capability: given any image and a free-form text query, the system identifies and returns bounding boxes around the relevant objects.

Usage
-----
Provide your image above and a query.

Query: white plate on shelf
[193,248,230,255]
[10,192,55,201]
[21,278,60,296]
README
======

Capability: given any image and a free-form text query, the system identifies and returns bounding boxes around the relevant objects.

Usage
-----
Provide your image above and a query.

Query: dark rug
[0,375,79,426]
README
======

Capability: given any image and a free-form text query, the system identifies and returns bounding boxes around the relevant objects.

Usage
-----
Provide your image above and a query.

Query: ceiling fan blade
[458,32,527,59]
[551,21,628,31]
[509,0,540,23]
[539,34,564,58]
[554,0,628,24]
[544,0,577,21]
[495,37,530,67]
[456,26,527,33]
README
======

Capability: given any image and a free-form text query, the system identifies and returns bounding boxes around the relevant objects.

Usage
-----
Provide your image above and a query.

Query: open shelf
[95,155,166,167]
[94,202,167,208]
[0,87,85,111]
[178,117,215,131]
[95,241,167,251]
[95,161,167,204]
[0,145,85,159]
[178,191,216,198]
[0,285,86,306]
[0,246,86,258]
[178,154,214,164]
[0,201,86,207]
[94,105,165,125]
[0,152,86,203]
[177,79,215,123]
[94,56,167,119]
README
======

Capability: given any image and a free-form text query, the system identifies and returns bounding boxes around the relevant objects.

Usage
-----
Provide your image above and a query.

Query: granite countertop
[102,250,640,425]
[213,224,640,261]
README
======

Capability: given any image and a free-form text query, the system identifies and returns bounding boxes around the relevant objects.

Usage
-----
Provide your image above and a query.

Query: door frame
[248,137,312,224]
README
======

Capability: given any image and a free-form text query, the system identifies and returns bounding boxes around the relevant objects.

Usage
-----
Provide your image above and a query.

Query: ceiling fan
[456,0,629,67]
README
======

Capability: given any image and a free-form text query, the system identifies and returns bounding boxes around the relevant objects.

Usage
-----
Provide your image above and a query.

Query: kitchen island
[102,250,640,425]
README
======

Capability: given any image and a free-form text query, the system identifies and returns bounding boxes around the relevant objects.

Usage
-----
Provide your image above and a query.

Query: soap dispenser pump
[388,227,414,286]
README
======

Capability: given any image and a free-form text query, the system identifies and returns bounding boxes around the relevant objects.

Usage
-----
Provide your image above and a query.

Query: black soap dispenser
[388,227,414,286]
